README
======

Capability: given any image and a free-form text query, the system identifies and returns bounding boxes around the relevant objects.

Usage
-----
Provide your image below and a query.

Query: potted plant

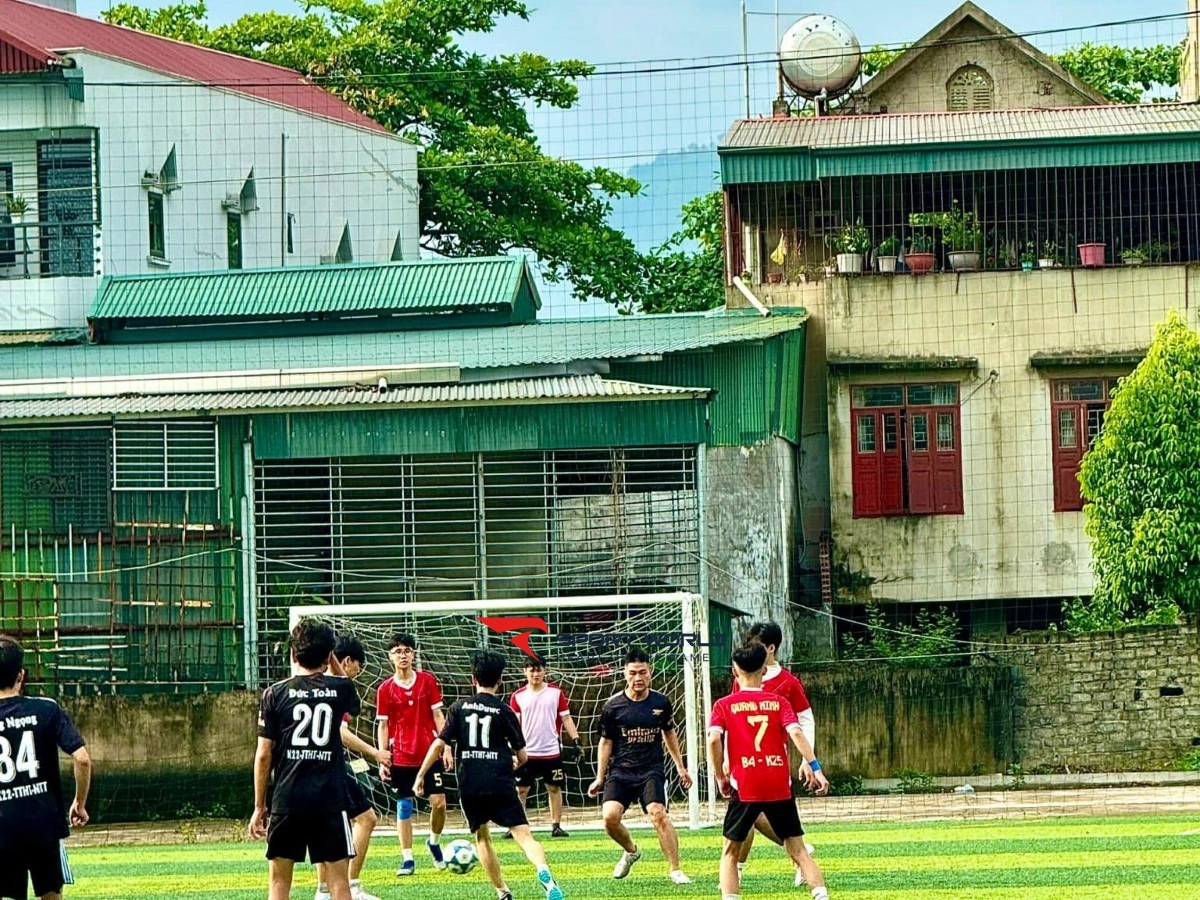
[1019,243,1036,272]
[876,235,901,273]
[1038,240,1058,270]
[1120,246,1146,266]
[4,195,28,224]
[832,219,870,274]
[938,201,982,271]
[906,213,936,274]
[1077,239,1105,267]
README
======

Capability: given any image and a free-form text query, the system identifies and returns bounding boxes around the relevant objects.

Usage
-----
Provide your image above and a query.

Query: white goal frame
[289,592,717,828]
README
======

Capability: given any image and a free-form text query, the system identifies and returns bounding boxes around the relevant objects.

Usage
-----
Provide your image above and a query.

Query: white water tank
[779,15,862,100]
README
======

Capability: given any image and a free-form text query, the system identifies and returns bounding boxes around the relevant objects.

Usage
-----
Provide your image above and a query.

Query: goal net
[289,592,717,831]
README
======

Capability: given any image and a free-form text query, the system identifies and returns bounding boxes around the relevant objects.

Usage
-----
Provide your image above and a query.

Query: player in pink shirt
[505,656,582,838]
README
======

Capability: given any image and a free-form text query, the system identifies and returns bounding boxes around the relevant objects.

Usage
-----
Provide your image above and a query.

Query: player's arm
[343,721,390,764]
[248,736,273,838]
[663,727,694,790]
[705,727,730,797]
[587,736,614,796]
[786,724,829,795]
[432,705,454,771]
[69,746,92,826]
[560,711,581,743]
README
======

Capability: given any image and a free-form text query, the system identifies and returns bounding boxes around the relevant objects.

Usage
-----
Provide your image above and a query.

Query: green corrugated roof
[88,256,542,325]
[0,309,807,385]
[720,105,1200,183]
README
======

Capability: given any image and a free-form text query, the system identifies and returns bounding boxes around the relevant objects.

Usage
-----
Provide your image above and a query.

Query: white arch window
[948,66,994,111]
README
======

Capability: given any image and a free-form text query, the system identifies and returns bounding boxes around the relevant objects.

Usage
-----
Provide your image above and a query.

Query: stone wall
[1003,625,1200,771]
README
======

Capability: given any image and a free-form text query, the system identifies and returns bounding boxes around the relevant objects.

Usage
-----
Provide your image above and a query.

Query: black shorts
[723,795,804,843]
[602,774,668,813]
[344,771,374,819]
[516,756,567,789]
[0,838,73,900]
[390,762,446,799]
[460,791,529,835]
[266,811,356,864]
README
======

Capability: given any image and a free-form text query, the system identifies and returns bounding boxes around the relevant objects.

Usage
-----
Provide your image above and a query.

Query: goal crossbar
[289,592,716,828]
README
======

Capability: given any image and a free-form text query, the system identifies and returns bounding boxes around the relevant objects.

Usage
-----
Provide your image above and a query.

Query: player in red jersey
[374,633,452,877]
[708,641,830,900]
[735,621,816,886]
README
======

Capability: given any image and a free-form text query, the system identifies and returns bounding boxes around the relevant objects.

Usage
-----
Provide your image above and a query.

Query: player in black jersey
[414,650,564,900]
[588,647,693,884]
[0,636,91,900]
[250,619,362,900]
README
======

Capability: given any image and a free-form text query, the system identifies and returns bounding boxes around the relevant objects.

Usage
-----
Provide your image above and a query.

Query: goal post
[287,592,717,829]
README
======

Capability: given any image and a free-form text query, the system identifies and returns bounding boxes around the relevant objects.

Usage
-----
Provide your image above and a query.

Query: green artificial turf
[61,815,1200,899]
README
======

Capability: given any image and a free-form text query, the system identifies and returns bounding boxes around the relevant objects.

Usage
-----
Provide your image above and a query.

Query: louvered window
[948,66,993,111]
[114,421,218,490]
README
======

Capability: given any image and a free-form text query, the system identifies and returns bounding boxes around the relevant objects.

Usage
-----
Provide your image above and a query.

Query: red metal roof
[0,0,389,134]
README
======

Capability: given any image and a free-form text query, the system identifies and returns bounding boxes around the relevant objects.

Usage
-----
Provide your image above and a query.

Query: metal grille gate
[254,447,699,679]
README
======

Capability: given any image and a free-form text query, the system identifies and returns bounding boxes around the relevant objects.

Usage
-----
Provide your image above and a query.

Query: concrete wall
[732,266,1200,606]
[1003,625,1200,771]
[866,18,1096,113]
[704,439,808,657]
[0,54,420,327]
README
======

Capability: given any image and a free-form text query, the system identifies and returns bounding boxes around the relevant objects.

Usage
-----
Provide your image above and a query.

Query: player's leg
[546,760,568,836]
[643,777,688,884]
[268,858,297,900]
[27,839,71,900]
[349,807,377,880]
[509,825,565,900]
[425,764,448,869]
[508,761,534,839]
[769,801,827,899]
[600,784,642,880]
[719,797,758,900]
[601,799,637,853]
[310,811,357,900]
[474,824,508,894]
[392,767,418,875]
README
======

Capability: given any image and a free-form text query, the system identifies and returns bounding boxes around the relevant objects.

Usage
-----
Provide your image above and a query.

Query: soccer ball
[446,839,479,875]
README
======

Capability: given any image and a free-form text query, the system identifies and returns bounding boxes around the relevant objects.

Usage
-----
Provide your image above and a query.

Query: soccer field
[65,814,1200,899]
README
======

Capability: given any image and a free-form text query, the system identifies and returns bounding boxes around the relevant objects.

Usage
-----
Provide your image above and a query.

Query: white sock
[429,832,441,846]
[737,862,745,873]
[538,865,551,877]
[811,888,830,900]
[496,887,510,899]
[723,894,741,900]
[318,884,329,893]
[349,879,360,887]
[402,848,414,862]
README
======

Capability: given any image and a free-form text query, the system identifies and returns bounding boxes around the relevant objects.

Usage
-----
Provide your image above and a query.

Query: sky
[73,0,1186,314]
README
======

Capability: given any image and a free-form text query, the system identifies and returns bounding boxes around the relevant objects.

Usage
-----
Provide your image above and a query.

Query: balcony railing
[0,219,101,280]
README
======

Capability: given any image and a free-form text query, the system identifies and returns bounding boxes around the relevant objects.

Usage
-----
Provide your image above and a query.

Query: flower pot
[876,255,898,274]
[1077,243,1105,267]
[836,252,863,275]
[905,252,935,274]
[948,250,980,271]
[1121,256,1144,267]
[767,272,784,284]
[8,212,22,225]
[1021,261,1033,272]
[1038,259,1055,270]
[823,266,836,278]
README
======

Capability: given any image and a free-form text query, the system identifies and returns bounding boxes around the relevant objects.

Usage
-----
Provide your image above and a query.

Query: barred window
[114,421,218,490]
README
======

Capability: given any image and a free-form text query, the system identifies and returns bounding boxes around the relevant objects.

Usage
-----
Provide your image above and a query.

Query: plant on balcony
[906,213,937,274]
[876,234,901,273]
[936,201,982,271]
[4,195,28,223]
[1019,242,1036,272]
[1039,239,1059,269]
[1120,245,1147,266]
[831,219,870,274]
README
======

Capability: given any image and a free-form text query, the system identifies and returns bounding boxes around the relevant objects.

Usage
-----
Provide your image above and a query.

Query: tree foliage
[1055,43,1181,104]
[104,0,645,307]
[840,602,963,667]
[1075,311,1200,630]
[636,190,724,315]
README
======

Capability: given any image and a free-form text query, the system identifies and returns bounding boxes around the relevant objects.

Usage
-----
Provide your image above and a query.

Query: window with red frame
[850,383,964,518]
[1051,378,1119,512]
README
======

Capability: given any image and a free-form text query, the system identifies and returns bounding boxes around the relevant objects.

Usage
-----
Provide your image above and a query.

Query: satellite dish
[779,14,862,101]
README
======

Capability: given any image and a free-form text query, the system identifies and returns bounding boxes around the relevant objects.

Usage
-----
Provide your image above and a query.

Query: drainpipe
[731,276,771,316]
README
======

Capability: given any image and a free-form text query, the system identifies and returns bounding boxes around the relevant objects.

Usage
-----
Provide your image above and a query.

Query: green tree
[1055,43,1181,104]
[1075,310,1200,629]
[637,190,724,315]
[104,0,644,307]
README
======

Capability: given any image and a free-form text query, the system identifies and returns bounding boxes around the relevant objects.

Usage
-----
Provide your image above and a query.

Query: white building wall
[0,53,419,316]
[729,268,1200,605]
